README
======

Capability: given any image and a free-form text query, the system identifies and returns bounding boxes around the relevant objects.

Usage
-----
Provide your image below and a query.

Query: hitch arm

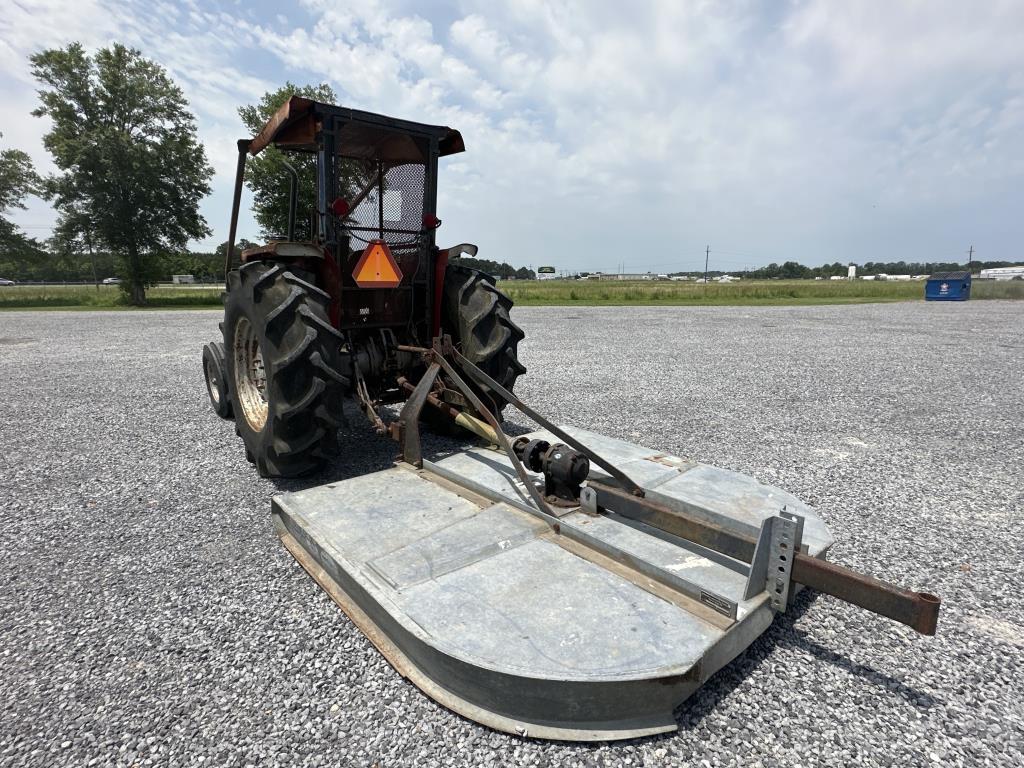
[792,556,940,635]
[450,348,645,498]
[590,480,941,635]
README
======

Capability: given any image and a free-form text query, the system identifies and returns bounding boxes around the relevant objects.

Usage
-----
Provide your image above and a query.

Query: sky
[2,0,1022,273]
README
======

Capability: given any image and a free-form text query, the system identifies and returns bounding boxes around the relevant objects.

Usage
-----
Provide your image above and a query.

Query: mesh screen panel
[339,160,426,247]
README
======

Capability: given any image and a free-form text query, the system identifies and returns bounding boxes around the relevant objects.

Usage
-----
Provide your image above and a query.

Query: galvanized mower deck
[272,342,941,741]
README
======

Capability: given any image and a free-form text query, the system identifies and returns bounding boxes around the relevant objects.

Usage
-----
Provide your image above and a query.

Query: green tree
[0,133,40,249]
[0,134,45,281]
[456,256,532,280]
[48,200,108,286]
[31,43,213,304]
[779,261,809,279]
[216,238,260,263]
[238,83,341,243]
[199,238,259,280]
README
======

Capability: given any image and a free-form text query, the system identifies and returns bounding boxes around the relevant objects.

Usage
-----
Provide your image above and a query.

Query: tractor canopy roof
[248,96,465,163]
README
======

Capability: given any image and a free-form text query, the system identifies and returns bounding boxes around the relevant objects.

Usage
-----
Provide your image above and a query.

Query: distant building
[979,266,1024,280]
[865,273,911,281]
[592,272,656,281]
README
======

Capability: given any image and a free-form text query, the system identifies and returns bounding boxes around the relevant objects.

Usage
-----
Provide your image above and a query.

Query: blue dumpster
[925,270,971,301]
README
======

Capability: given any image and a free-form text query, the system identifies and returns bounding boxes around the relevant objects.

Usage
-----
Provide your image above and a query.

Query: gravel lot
[1,302,1022,767]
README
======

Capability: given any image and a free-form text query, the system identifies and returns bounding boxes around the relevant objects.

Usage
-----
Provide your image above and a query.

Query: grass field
[0,284,223,309]
[1,278,1021,309]
[500,278,1024,305]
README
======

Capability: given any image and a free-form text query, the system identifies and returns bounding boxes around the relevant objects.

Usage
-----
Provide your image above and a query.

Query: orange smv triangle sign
[353,239,403,288]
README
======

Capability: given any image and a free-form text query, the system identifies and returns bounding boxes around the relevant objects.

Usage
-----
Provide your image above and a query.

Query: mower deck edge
[272,512,679,741]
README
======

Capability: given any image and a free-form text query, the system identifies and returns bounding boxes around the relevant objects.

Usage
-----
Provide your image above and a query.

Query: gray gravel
[1,301,1022,767]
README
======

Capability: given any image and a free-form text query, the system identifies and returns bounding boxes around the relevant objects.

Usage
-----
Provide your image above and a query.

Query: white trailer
[979,266,1024,280]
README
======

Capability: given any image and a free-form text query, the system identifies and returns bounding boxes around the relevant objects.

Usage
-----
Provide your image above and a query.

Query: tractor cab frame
[224,96,466,341]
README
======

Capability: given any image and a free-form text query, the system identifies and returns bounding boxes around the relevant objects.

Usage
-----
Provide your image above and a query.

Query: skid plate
[271,427,833,740]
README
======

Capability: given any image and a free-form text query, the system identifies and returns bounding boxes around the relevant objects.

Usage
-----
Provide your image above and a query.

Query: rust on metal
[791,556,941,635]
[424,339,562,521]
[354,373,387,436]
[589,480,941,635]
[397,376,458,420]
[249,96,317,156]
[397,376,498,444]
[225,139,251,280]
[397,362,441,467]
[393,337,643,517]
[239,242,325,261]
[589,480,757,563]
[247,96,465,160]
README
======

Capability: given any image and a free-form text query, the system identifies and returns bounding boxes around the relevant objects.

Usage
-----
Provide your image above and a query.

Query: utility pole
[84,226,99,291]
[704,245,709,285]
[967,245,974,272]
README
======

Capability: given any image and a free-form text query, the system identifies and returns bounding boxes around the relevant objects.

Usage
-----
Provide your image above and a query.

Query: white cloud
[2,0,1022,267]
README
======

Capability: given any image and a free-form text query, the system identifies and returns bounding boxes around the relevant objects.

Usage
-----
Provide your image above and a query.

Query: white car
[0,278,15,286]
[101,277,122,285]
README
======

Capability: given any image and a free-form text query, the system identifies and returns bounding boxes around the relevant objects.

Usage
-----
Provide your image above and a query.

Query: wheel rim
[233,316,268,431]
[205,355,221,406]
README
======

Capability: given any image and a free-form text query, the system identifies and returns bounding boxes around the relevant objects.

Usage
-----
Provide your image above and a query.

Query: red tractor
[202,97,525,476]
[198,102,943,743]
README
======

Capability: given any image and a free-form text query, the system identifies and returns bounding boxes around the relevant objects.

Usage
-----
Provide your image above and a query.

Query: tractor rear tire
[202,341,233,419]
[223,262,348,478]
[428,264,526,433]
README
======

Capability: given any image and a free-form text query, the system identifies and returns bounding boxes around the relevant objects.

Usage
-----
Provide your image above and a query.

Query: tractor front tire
[431,264,526,432]
[223,262,347,477]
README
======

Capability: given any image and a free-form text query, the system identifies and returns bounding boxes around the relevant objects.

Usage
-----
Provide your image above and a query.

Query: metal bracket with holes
[579,485,598,515]
[743,507,805,610]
